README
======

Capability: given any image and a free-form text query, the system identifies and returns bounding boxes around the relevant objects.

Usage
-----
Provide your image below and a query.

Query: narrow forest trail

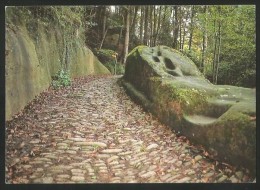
[5,76,251,183]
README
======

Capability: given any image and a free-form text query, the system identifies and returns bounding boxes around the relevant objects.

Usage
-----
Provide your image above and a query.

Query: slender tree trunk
[212,19,217,83]
[130,6,139,42]
[143,6,149,45]
[117,25,123,53]
[123,6,130,64]
[99,27,108,50]
[188,5,195,50]
[201,5,208,73]
[139,7,144,44]
[154,6,162,46]
[102,6,107,39]
[179,8,182,51]
[215,7,222,84]
[173,6,179,49]
[149,5,153,46]
[152,5,157,46]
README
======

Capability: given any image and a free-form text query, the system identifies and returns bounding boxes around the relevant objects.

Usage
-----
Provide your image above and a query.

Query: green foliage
[183,49,202,71]
[96,49,117,63]
[95,48,125,75]
[104,61,125,75]
[52,69,71,89]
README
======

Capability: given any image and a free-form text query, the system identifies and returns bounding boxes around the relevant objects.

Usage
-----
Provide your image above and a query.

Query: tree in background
[20,5,253,87]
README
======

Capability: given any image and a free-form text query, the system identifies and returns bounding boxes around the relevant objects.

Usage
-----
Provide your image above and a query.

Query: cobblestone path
[5,76,252,183]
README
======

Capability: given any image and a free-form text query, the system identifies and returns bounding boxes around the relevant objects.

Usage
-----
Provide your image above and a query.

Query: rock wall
[5,21,110,121]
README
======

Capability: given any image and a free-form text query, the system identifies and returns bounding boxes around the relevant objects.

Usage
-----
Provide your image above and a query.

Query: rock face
[6,19,110,121]
[120,45,256,175]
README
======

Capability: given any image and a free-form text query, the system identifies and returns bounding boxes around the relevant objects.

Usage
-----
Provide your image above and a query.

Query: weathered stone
[23,165,32,169]
[146,143,159,151]
[5,16,110,121]
[71,169,85,173]
[29,139,41,144]
[66,150,77,154]
[235,171,244,180]
[160,173,172,181]
[121,45,256,175]
[56,174,70,179]
[71,176,85,182]
[217,175,228,183]
[194,155,203,162]
[139,171,156,178]
[175,161,182,167]
[42,177,54,183]
[74,141,107,147]
[57,143,68,146]
[101,149,123,154]
[187,170,196,175]
[107,156,119,163]
[165,174,181,182]
[176,177,191,183]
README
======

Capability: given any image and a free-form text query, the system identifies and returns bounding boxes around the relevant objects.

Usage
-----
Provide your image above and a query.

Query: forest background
[7,5,256,87]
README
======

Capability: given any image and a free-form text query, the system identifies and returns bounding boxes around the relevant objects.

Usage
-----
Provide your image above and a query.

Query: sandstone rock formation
[6,22,110,121]
[120,45,256,174]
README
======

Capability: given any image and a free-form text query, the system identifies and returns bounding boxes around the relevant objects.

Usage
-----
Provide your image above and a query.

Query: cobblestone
[5,76,252,184]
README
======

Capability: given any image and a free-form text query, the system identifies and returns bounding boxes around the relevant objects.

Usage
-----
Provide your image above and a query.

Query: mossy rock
[120,45,256,175]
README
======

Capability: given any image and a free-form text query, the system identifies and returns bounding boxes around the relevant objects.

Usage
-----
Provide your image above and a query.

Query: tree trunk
[212,19,217,84]
[130,6,139,43]
[152,5,157,46]
[154,6,162,46]
[139,7,144,44]
[98,27,108,50]
[173,6,179,49]
[123,6,130,64]
[102,6,107,39]
[149,5,153,46]
[143,6,149,45]
[179,8,182,51]
[215,7,222,84]
[188,5,195,50]
[201,5,208,73]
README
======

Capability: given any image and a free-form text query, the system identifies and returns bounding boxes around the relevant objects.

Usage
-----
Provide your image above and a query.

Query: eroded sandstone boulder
[120,45,256,175]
